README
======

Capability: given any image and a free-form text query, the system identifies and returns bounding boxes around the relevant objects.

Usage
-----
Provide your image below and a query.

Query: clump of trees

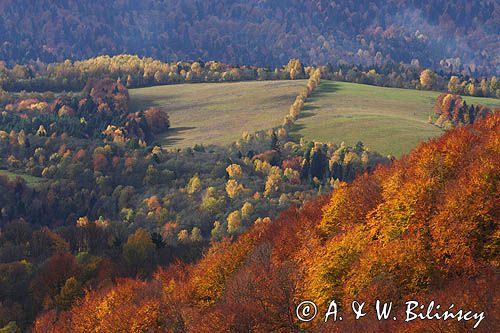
[143,107,170,134]
[432,93,497,129]
[0,78,170,146]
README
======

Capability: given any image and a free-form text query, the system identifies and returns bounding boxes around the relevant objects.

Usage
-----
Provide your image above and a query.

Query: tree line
[322,63,500,98]
[0,56,306,92]
[3,56,497,99]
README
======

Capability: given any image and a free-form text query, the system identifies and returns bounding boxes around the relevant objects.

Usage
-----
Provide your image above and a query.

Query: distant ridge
[0,0,498,75]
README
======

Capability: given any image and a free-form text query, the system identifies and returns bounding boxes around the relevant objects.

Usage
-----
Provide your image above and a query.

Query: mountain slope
[1,0,498,75]
[34,113,499,332]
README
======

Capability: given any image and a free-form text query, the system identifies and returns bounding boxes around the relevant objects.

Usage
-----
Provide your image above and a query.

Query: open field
[130,79,500,156]
[129,80,306,148]
[292,81,500,157]
[0,170,45,185]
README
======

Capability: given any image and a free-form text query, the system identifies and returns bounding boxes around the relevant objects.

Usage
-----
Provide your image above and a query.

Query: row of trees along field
[431,93,498,129]
[0,56,307,92]
[1,55,498,97]
[0,64,391,331]
[322,63,500,98]
[31,113,499,332]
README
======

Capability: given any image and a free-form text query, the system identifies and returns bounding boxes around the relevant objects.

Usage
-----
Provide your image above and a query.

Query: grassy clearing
[291,80,500,157]
[130,79,499,156]
[129,80,306,148]
[0,170,45,185]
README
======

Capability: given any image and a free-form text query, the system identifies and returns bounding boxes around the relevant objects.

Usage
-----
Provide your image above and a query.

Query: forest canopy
[0,1,498,329]
[32,113,500,332]
[0,0,498,76]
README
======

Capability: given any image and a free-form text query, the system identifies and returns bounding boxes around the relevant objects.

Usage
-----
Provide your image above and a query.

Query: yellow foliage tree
[420,69,436,89]
[227,211,242,234]
[226,164,242,178]
[225,179,244,199]
[187,175,202,194]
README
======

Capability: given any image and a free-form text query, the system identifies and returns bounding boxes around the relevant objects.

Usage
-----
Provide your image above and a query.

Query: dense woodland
[0,1,498,76]
[30,113,499,332]
[0,52,498,331]
[0,62,395,331]
[0,1,499,331]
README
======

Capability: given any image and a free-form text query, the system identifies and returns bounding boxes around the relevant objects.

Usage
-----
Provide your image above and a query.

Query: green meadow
[292,80,499,156]
[0,170,45,186]
[129,80,306,148]
[130,79,499,156]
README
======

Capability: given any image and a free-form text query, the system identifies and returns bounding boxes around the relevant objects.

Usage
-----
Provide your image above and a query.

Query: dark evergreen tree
[310,148,327,181]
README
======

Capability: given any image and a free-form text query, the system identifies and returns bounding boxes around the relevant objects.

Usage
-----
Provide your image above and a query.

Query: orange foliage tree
[34,114,499,332]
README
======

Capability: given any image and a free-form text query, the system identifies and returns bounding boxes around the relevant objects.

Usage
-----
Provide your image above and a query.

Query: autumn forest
[0,1,499,332]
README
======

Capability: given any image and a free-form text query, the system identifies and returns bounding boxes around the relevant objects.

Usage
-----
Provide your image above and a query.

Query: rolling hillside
[292,80,500,156]
[2,1,499,331]
[130,79,500,156]
[129,80,306,147]
[1,1,498,75]
[36,113,499,332]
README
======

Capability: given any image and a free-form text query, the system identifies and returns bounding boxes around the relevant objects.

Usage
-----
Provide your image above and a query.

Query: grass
[129,80,306,148]
[0,170,45,185]
[129,79,500,156]
[291,80,500,157]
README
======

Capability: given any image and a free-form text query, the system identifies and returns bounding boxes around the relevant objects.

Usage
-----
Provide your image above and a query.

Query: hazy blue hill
[0,0,498,75]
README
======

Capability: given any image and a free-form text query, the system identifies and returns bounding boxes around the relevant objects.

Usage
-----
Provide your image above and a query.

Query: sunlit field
[292,80,500,156]
[130,80,306,147]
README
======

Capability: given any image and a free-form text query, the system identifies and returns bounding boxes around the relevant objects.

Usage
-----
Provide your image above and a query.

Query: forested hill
[0,0,498,75]
[34,112,499,332]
